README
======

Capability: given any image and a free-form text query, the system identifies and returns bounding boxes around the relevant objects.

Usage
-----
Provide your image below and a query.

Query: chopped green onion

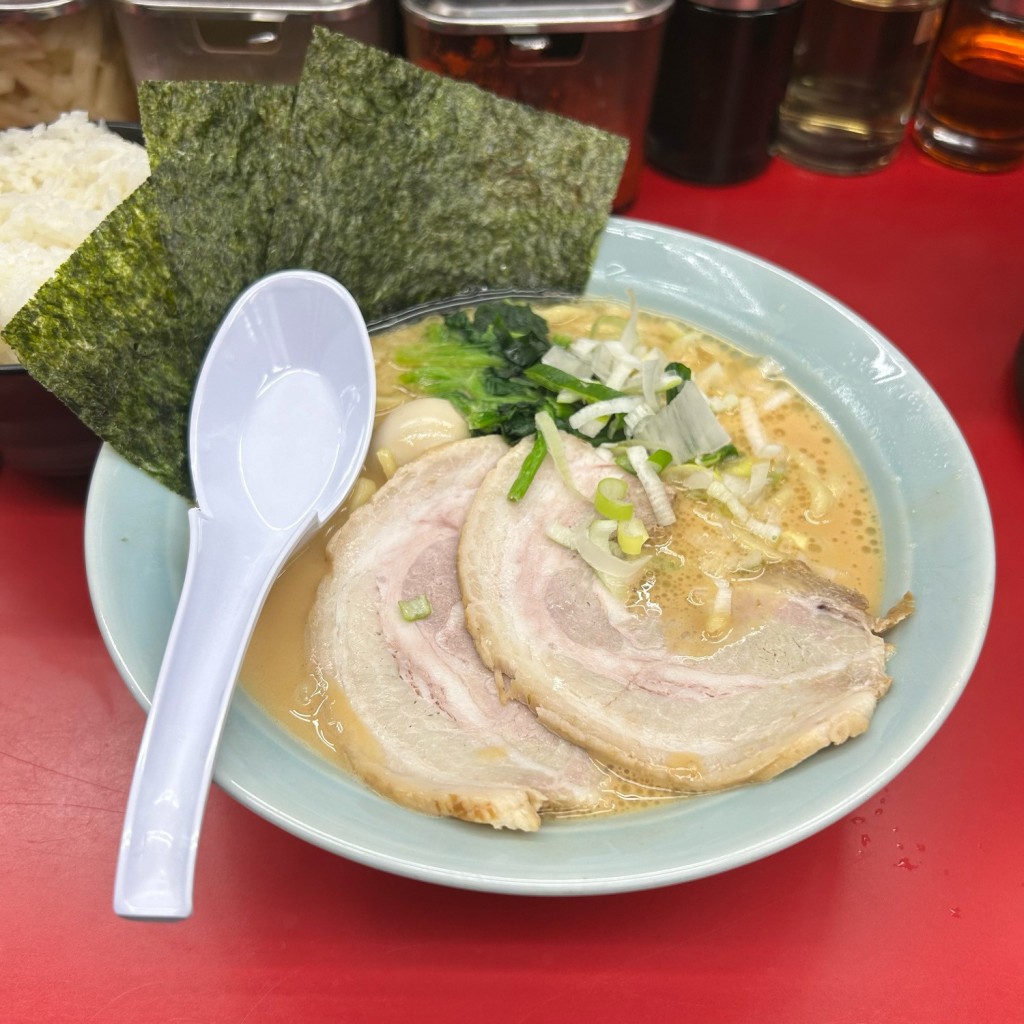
[647,449,672,473]
[534,411,585,500]
[613,450,635,474]
[507,431,548,502]
[575,525,651,579]
[664,361,692,402]
[594,477,634,521]
[694,443,740,468]
[617,517,649,556]
[398,595,432,621]
[524,363,624,403]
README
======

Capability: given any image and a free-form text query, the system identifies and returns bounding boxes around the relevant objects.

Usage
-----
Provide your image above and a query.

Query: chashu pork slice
[306,435,611,831]
[459,434,895,793]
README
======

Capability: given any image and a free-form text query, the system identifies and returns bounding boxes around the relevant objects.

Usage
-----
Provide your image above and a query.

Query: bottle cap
[686,0,803,11]
[988,0,1024,22]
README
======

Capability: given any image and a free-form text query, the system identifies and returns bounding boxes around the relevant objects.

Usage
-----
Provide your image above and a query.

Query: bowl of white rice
[0,112,149,476]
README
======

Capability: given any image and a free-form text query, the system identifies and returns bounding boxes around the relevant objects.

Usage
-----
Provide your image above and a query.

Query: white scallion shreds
[707,576,733,633]
[619,291,640,354]
[707,478,782,543]
[535,411,586,501]
[640,353,663,409]
[624,400,656,433]
[575,525,651,579]
[739,395,768,456]
[694,362,724,391]
[545,522,577,549]
[761,389,792,413]
[680,468,715,491]
[567,395,640,430]
[627,445,676,526]
[707,394,739,413]
[541,345,588,377]
[707,477,749,521]
[546,519,650,582]
[745,460,772,504]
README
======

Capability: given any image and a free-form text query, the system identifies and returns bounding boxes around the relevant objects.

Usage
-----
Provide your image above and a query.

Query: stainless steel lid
[988,0,1024,22]
[400,0,675,32]
[0,0,92,20]
[109,0,374,16]
[683,0,803,12]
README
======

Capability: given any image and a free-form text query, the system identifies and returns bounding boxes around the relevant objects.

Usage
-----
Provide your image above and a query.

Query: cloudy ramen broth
[240,299,885,812]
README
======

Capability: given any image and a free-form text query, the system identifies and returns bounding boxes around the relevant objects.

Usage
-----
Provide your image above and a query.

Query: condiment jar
[646,0,805,184]
[109,0,396,86]
[912,0,1024,172]
[399,0,676,210]
[0,0,139,129]
[775,0,949,174]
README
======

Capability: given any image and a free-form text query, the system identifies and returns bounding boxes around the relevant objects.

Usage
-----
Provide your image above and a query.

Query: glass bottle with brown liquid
[913,0,1024,171]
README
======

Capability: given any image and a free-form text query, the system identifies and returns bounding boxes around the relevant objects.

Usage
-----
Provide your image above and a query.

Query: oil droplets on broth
[240,299,886,807]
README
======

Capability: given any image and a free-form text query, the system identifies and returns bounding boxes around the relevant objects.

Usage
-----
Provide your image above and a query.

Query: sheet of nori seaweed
[3,181,202,497]
[137,80,297,341]
[5,34,625,497]
[266,30,628,322]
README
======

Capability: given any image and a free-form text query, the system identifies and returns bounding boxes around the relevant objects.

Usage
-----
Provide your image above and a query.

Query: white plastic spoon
[114,270,375,920]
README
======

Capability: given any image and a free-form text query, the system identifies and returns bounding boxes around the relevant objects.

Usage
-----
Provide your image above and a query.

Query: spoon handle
[113,508,283,919]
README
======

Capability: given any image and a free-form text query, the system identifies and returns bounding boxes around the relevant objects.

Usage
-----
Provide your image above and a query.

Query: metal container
[400,0,676,210]
[110,0,396,85]
[0,0,139,128]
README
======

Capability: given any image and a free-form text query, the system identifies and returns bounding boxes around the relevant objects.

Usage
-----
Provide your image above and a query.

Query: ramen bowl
[84,218,995,895]
[0,363,101,477]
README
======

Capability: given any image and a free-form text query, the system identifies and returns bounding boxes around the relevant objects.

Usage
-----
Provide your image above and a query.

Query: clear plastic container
[0,0,139,129]
[111,0,396,85]
[399,0,675,210]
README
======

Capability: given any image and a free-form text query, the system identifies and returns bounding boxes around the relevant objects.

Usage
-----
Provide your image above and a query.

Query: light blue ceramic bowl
[85,219,994,895]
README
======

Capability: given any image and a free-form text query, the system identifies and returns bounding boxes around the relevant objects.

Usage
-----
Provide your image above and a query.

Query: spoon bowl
[114,270,374,920]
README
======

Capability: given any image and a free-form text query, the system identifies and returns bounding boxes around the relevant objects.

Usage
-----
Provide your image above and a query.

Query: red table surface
[2,141,1022,1024]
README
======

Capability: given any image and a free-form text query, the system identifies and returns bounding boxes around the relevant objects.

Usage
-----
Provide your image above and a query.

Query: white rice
[0,111,150,363]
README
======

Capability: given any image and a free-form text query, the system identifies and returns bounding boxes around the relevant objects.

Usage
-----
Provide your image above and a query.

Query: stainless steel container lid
[988,0,1024,21]
[0,0,92,20]
[400,0,675,32]
[680,0,803,11]
[109,0,374,16]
